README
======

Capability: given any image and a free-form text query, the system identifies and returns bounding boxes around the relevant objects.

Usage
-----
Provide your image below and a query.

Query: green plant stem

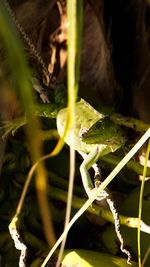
[142,246,150,267]
[102,154,150,176]
[48,171,84,196]
[48,185,150,233]
[111,114,150,132]
[24,232,48,251]
[10,174,150,234]
[138,139,150,267]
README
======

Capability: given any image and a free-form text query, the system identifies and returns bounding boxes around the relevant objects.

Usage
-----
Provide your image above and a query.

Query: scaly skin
[57,98,126,198]
[57,99,125,154]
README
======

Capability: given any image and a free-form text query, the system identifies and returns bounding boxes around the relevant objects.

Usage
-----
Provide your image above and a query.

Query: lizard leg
[79,146,107,200]
[80,152,102,188]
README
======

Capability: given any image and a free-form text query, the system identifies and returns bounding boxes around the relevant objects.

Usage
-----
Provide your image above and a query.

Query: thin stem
[138,139,150,267]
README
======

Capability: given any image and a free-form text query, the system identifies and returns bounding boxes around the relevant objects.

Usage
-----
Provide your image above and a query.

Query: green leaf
[62,249,138,267]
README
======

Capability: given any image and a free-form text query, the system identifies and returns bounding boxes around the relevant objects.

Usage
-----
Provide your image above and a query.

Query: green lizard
[57,98,125,199]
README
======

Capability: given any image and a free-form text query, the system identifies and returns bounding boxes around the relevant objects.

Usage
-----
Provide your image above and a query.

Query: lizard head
[81,117,126,148]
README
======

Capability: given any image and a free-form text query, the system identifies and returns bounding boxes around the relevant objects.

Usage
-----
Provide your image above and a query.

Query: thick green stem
[48,185,150,233]
[102,154,150,176]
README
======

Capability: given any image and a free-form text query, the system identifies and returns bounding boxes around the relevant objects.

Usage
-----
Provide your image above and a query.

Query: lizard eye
[95,122,102,129]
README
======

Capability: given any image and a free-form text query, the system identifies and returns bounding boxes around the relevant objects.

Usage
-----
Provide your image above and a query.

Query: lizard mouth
[79,127,89,138]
